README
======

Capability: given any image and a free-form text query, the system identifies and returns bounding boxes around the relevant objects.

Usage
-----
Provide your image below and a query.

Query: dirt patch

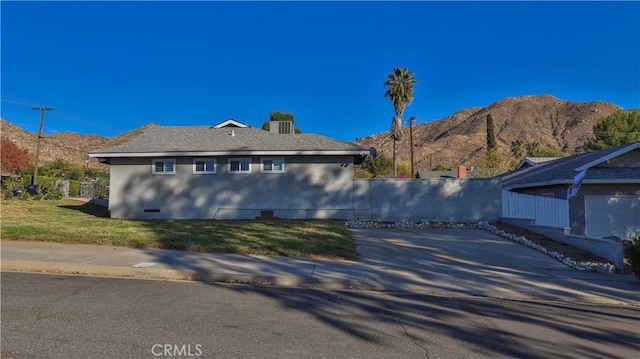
[491,221,612,264]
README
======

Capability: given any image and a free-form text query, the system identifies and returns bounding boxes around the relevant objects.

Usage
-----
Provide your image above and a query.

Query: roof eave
[574,142,640,171]
[504,178,640,190]
[89,150,367,158]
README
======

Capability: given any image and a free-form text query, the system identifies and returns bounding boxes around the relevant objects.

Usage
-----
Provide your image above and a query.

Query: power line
[2,96,126,135]
[1,97,40,108]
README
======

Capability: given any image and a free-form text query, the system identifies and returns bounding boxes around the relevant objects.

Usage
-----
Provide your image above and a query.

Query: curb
[3,261,638,306]
[0,261,380,291]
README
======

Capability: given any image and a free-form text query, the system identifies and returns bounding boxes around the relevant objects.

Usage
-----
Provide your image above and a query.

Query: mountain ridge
[1,94,623,173]
[354,94,622,171]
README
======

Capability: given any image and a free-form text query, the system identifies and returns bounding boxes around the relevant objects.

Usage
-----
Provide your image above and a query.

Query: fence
[353,178,502,222]
[54,180,108,199]
[501,190,569,228]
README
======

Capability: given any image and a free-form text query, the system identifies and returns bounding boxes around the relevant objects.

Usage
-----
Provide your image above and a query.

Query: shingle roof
[89,125,368,156]
[515,157,562,169]
[525,157,561,164]
[502,142,640,189]
[416,170,458,179]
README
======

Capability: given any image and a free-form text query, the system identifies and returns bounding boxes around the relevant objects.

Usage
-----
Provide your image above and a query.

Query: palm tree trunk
[393,138,397,177]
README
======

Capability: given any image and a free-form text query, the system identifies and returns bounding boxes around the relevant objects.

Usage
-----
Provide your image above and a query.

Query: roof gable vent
[213,119,249,128]
[270,121,293,134]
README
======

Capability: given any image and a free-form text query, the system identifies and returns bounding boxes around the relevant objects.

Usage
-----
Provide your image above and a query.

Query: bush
[624,237,640,278]
[38,176,56,192]
[1,177,22,199]
[45,184,65,200]
[3,187,15,199]
[21,175,32,186]
[95,178,109,198]
[2,176,63,201]
[69,180,80,197]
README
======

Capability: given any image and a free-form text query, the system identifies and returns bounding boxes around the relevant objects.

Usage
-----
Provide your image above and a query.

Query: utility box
[269,121,293,134]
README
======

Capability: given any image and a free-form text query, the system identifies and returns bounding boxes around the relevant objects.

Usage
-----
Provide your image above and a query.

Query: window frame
[152,159,176,175]
[228,158,252,174]
[193,158,217,175]
[260,157,285,174]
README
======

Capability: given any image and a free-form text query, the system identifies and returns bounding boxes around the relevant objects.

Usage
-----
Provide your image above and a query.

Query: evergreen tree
[585,110,640,150]
[486,114,497,150]
[261,111,301,133]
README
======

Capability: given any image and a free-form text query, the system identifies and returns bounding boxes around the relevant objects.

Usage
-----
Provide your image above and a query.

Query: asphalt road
[2,273,638,359]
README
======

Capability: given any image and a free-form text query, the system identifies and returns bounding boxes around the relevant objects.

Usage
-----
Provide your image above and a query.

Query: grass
[0,199,357,259]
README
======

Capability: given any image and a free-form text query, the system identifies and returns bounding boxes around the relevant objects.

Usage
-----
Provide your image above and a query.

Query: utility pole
[31,107,53,186]
[409,116,416,178]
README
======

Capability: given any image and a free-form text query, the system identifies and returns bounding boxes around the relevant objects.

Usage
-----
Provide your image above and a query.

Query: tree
[269,111,294,122]
[384,67,417,177]
[477,114,501,174]
[585,110,640,150]
[486,114,497,151]
[526,143,565,157]
[261,111,301,133]
[1,137,30,175]
[475,149,503,178]
[510,139,527,159]
[38,158,84,180]
[432,164,451,171]
[356,154,411,178]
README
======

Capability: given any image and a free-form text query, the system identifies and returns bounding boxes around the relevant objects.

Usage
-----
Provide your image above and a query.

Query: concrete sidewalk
[2,228,639,306]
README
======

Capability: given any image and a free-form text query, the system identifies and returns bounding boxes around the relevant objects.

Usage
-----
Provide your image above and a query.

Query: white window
[261,157,285,173]
[152,159,176,174]
[228,158,251,173]
[193,159,217,174]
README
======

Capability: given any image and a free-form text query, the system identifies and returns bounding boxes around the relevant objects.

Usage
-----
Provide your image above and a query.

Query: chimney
[457,166,467,179]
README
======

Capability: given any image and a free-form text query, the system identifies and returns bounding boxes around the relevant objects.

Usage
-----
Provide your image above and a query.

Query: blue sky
[2,1,639,142]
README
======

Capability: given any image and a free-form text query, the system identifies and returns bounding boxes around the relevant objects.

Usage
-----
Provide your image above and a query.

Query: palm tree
[384,67,417,177]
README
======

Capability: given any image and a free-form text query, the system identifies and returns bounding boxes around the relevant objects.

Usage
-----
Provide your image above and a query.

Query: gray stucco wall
[107,157,502,221]
[108,156,359,219]
[353,178,502,222]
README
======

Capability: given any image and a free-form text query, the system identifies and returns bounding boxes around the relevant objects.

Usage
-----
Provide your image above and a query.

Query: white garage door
[585,196,640,240]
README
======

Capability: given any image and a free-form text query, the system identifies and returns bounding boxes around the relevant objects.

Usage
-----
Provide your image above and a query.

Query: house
[501,142,640,240]
[416,166,468,179]
[89,120,369,220]
[515,157,561,170]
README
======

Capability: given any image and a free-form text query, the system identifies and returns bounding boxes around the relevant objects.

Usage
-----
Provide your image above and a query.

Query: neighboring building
[515,157,561,170]
[417,166,468,179]
[501,142,640,239]
[89,120,368,220]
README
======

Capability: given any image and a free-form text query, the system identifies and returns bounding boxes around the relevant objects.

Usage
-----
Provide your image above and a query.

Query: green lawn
[0,199,357,259]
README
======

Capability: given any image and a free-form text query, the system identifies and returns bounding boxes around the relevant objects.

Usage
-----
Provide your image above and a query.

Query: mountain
[1,94,623,173]
[354,94,622,171]
[0,118,155,171]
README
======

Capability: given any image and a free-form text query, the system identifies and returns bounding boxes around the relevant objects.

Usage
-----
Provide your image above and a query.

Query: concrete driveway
[2,227,638,305]
[350,228,640,304]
